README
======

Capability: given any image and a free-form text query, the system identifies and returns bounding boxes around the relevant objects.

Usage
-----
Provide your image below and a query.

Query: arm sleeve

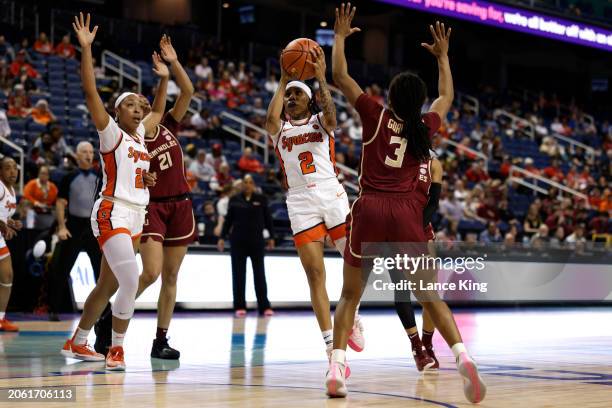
[221,199,234,239]
[57,173,72,200]
[354,93,384,143]
[97,116,123,153]
[423,182,442,227]
[422,112,442,138]
[262,195,275,237]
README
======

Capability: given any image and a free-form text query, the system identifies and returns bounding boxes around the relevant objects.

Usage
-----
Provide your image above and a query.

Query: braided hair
[388,72,431,162]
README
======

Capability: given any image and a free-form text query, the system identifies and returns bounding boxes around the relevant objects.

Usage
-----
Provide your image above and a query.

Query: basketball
[280,38,319,80]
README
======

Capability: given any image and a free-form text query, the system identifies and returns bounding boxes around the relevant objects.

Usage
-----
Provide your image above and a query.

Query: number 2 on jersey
[159,151,173,170]
[385,136,407,168]
[299,151,316,174]
[135,168,145,189]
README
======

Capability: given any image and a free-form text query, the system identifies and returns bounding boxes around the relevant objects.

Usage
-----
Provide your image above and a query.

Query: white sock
[0,311,5,320]
[112,329,125,347]
[451,342,468,359]
[331,349,346,364]
[73,327,90,345]
[322,330,333,348]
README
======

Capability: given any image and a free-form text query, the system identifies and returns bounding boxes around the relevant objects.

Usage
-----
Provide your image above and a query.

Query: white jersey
[0,181,16,223]
[98,117,151,207]
[270,112,338,191]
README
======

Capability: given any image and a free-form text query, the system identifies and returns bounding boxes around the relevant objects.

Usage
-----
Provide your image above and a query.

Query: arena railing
[508,165,590,207]
[549,132,596,158]
[439,138,488,167]
[456,92,480,116]
[219,111,360,192]
[493,109,535,139]
[0,136,24,194]
[101,50,142,94]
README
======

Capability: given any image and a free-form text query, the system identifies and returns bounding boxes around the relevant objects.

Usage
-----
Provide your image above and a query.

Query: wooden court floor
[0,308,611,407]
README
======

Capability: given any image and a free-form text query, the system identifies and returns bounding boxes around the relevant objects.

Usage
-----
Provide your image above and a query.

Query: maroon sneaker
[425,346,440,370]
[413,347,435,372]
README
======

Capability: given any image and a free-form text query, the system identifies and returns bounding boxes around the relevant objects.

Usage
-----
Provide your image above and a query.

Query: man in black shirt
[47,141,102,321]
[218,175,274,316]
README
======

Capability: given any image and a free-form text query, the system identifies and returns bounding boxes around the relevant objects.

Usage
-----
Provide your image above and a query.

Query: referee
[47,141,102,321]
[218,174,274,316]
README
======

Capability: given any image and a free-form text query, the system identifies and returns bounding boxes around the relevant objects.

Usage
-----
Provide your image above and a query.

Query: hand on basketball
[217,239,225,252]
[306,47,326,81]
[57,226,72,241]
[334,3,361,39]
[143,171,157,187]
[7,219,22,231]
[421,21,451,59]
[159,34,178,64]
[152,52,170,78]
[72,12,98,47]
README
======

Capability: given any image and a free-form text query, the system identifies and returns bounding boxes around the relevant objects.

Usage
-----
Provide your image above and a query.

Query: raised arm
[332,3,363,107]
[159,35,194,122]
[72,12,108,130]
[307,46,336,132]
[422,21,454,121]
[264,69,289,136]
[142,51,169,134]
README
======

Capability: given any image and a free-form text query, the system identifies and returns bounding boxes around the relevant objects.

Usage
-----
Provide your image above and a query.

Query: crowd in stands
[0,28,610,255]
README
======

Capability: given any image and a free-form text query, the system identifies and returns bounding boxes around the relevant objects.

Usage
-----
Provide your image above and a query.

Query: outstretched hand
[421,21,451,59]
[334,2,361,39]
[159,34,178,63]
[72,12,98,47]
[152,51,170,78]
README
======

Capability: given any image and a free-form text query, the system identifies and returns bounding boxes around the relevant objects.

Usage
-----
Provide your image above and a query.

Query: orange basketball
[280,38,319,81]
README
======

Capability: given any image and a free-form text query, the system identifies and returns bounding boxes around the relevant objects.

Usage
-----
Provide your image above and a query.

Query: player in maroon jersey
[325,4,486,403]
[95,35,195,359]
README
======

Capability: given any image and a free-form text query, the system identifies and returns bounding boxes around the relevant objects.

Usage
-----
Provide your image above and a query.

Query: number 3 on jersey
[385,136,407,168]
[299,151,316,174]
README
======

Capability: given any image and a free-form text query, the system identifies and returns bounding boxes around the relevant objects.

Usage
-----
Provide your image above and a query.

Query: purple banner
[379,0,612,52]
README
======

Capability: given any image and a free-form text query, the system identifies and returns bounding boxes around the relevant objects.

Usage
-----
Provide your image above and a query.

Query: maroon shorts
[141,197,197,247]
[344,192,428,267]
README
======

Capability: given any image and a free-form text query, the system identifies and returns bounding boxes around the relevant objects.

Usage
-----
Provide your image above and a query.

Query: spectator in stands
[439,190,464,223]
[91,57,105,79]
[30,99,56,125]
[210,162,234,193]
[523,203,542,238]
[564,224,586,247]
[470,122,483,142]
[0,108,9,138]
[22,165,57,230]
[206,143,227,171]
[261,168,282,195]
[530,224,550,245]
[238,147,264,174]
[523,157,540,176]
[264,74,279,93]
[54,35,76,59]
[463,194,486,223]
[214,182,238,237]
[190,107,210,132]
[465,160,489,183]
[543,158,564,181]
[549,226,566,248]
[0,35,15,62]
[0,59,12,92]
[195,57,213,81]
[47,141,102,321]
[477,196,500,222]
[189,149,216,183]
[9,50,38,78]
[15,38,32,59]
[200,201,218,245]
[540,136,562,157]
[30,132,61,167]
[7,85,29,118]
[12,65,37,92]
[479,221,502,243]
[436,220,460,242]
[453,179,468,203]
[33,32,53,55]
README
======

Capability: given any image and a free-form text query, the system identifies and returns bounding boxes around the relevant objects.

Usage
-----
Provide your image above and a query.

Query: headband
[114,92,139,109]
[286,81,312,99]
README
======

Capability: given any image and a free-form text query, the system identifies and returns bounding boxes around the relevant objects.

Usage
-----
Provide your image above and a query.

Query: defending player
[0,157,22,332]
[60,13,167,371]
[264,46,364,360]
[327,4,486,403]
[94,35,196,360]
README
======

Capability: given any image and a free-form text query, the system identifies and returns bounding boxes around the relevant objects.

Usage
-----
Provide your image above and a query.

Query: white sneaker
[347,315,365,352]
[456,352,487,403]
[326,345,351,378]
[325,360,348,397]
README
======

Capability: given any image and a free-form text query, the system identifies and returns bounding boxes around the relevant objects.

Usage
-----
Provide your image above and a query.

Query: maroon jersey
[145,113,191,199]
[354,93,440,202]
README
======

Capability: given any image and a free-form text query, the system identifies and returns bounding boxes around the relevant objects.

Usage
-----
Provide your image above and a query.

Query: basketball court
[2,308,611,407]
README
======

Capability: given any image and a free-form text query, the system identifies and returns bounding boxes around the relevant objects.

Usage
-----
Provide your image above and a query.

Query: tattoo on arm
[318,79,336,129]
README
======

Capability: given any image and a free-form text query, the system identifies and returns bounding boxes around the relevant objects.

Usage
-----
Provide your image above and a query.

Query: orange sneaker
[0,318,18,332]
[61,339,105,361]
[106,346,126,371]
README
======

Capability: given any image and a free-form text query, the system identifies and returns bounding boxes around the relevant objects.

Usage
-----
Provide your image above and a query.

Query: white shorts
[91,197,146,248]
[0,236,9,260]
[286,179,349,247]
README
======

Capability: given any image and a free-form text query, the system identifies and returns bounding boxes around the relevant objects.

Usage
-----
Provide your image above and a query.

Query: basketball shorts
[287,178,350,247]
[91,197,146,248]
[344,192,428,268]
[141,197,197,247]
[0,235,9,260]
